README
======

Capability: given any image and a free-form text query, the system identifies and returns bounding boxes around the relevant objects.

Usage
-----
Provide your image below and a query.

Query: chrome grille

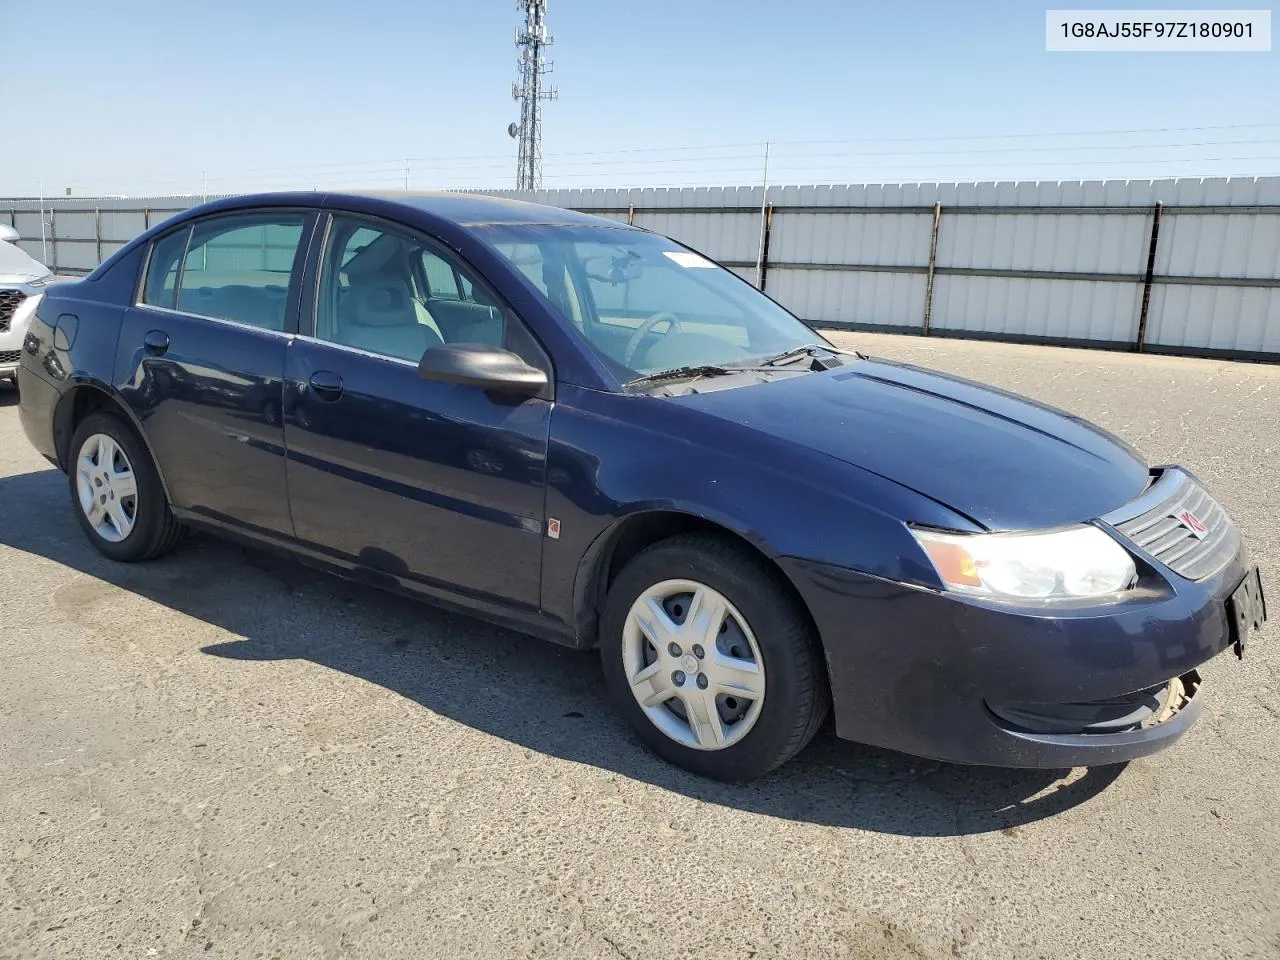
[1106,469,1239,581]
[0,289,25,332]
[0,350,20,365]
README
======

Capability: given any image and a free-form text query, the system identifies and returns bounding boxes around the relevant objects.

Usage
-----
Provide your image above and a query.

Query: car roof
[142,191,631,237]
[336,191,623,228]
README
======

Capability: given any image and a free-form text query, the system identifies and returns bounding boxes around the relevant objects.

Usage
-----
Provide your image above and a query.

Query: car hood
[679,357,1150,530]
[0,241,52,283]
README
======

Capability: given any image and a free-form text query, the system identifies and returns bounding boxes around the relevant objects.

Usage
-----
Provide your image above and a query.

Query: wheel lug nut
[692,644,705,659]
[696,673,709,690]
[672,670,686,686]
[667,643,682,657]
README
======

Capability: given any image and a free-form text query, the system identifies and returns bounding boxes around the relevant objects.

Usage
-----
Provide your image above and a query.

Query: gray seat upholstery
[340,281,442,362]
[425,299,505,347]
[179,283,286,330]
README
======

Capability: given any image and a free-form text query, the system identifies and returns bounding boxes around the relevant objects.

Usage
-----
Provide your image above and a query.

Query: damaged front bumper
[781,543,1256,768]
[984,670,1203,761]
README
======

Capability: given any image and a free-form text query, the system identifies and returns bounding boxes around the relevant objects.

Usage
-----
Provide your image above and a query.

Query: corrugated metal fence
[5,176,1279,359]
[3,199,193,276]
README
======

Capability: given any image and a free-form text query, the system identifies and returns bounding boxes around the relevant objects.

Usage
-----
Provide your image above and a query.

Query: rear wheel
[600,535,829,781]
[68,412,183,562]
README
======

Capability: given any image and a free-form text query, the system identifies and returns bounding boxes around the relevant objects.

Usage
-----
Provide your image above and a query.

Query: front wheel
[600,535,830,781]
[68,411,184,562]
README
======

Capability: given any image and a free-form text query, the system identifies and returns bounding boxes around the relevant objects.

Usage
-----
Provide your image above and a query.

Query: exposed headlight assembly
[9,293,43,331]
[912,525,1137,602]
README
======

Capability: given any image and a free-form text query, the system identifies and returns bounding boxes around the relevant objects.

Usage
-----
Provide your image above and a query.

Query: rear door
[281,212,551,611]
[116,210,316,538]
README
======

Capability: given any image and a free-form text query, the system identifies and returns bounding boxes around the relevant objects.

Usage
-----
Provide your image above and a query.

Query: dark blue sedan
[16,192,1267,780]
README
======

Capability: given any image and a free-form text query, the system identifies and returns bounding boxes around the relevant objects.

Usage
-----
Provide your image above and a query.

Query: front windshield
[476,224,824,382]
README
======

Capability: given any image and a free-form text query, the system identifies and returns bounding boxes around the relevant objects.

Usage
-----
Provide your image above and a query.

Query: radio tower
[512,0,557,191]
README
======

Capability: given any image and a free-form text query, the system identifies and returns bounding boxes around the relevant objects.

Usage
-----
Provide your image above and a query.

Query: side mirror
[0,225,20,243]
[418,343,549,396]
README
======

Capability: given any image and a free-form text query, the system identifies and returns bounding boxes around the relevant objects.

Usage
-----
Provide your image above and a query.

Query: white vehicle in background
[0,224,55,390]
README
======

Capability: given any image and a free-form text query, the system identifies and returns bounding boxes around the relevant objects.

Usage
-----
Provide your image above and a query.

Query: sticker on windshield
[663,251,717,269]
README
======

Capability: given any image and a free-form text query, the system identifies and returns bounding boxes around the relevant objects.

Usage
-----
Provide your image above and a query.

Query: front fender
[565,501,772,641]
[540,385,976,638]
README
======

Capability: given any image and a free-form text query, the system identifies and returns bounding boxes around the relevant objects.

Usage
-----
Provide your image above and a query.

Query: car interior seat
[424,300,506,347]
[338,233,445,361]
[340,280,443,362]
[178,284,283,331]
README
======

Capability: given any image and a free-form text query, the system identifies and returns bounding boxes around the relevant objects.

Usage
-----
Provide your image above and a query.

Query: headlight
[9,293,43,331]
[27,276,55,288]
[912,525,1136,602]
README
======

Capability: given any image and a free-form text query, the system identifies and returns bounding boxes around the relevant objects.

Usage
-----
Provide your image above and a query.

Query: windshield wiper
[752,343,839,367]
[624,364,736,389]
[625,349,859,388]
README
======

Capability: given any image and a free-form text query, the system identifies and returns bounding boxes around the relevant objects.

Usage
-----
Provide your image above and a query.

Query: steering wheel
[623,311,685,367]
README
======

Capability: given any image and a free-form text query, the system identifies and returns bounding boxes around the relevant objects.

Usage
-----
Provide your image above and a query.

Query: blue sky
[6,0,1277,196]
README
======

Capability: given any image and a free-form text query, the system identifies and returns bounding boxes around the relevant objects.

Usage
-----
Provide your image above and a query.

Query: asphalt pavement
[1,332,1277,959]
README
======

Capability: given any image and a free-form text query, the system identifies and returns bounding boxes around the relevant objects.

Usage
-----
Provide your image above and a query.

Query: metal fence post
[48,207,57,273]
[921,201,942,335]
[1136,201,1163,352]
[627,203,635,226]
[144,207,151,229]
[94,207,102,265]
[758,204,775,292]
[754,146,770,289]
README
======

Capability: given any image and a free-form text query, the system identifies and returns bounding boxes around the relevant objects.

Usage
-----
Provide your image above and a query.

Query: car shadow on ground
[0,466,1124,836]
[0,385,18,407]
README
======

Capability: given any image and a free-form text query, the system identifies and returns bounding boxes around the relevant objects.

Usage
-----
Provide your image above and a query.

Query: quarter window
[174,214,307,331]
[140,227,191,310]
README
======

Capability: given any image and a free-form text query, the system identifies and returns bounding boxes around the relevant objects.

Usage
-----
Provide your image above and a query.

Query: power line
[541,154,1280,178]
[73,135,1280,192]
[63,122,1280,185]
[765,137,1280,162]
[40,123,1280,196]
[538,121,1280,157]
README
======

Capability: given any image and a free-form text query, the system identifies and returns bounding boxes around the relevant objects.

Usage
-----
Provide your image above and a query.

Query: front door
[282,214,551,611]
[117,210,315,538]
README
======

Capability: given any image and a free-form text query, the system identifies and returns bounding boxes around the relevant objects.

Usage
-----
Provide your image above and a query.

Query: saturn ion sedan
[16,192,1267,781]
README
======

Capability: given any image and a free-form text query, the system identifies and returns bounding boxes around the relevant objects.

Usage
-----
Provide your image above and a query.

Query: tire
[600,534,830,781]
[68,411,184,562]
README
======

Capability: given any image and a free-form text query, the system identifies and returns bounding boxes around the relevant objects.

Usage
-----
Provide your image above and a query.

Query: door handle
[307,370,344,401]
[143,330,170,354]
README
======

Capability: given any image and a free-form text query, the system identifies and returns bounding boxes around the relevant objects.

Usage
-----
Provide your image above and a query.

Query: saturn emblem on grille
[1175,509,1208,539]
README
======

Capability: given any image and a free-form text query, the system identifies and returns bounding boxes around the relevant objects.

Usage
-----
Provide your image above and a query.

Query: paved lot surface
[1,333,1277,960]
